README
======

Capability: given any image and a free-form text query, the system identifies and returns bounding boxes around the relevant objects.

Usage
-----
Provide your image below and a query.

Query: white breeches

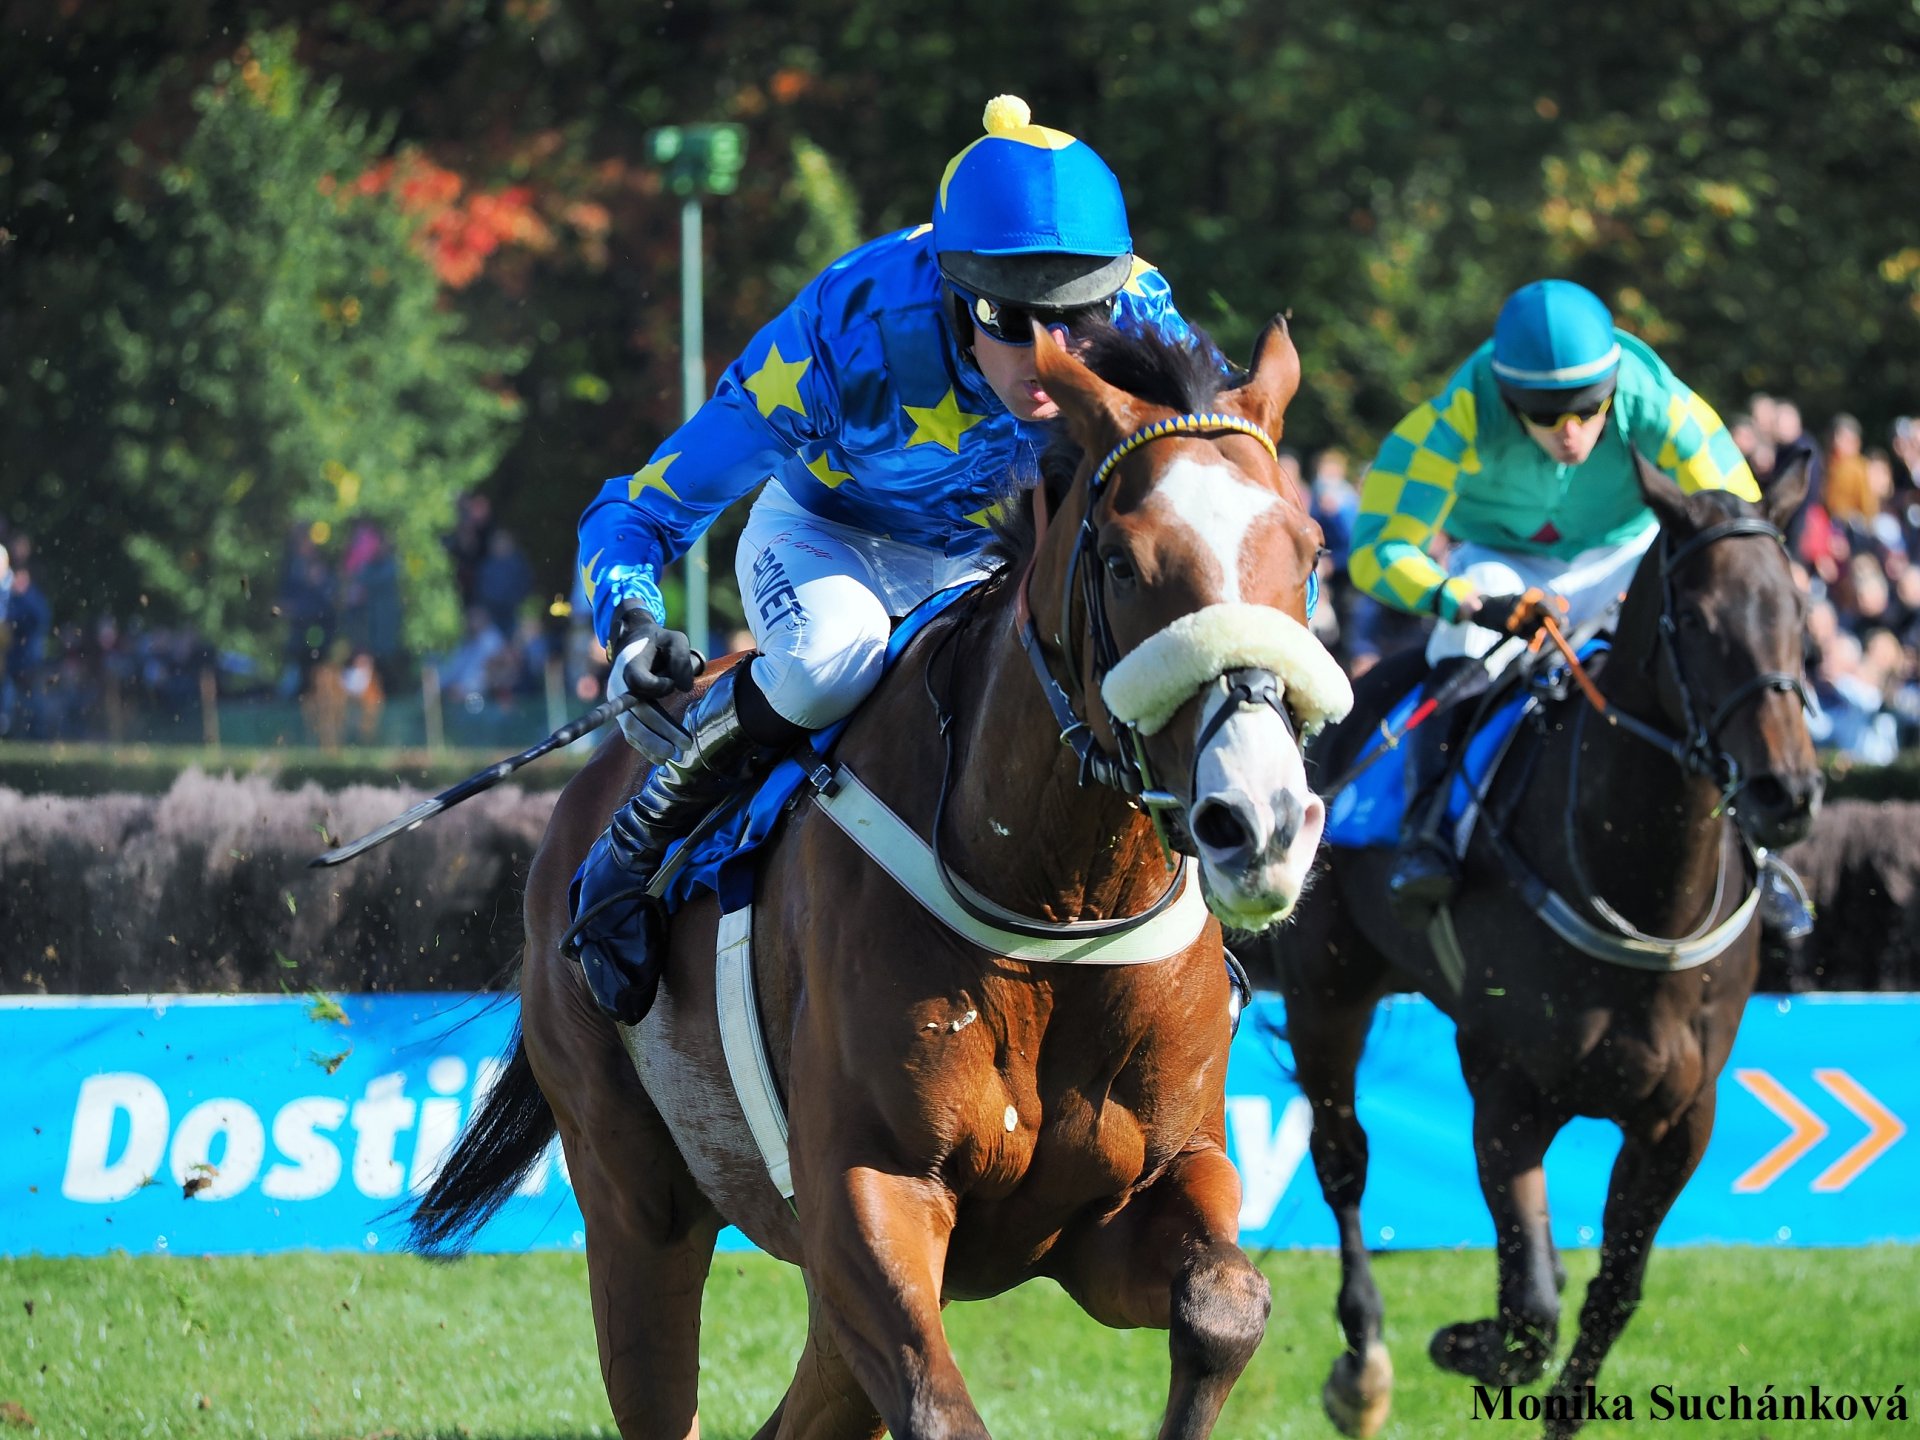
[735,482,992,730]
[1426,519,1659,672]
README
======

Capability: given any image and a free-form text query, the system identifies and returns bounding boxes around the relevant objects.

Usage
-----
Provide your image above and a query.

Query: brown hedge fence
[0,770,553,995]
[1,770,1915,997]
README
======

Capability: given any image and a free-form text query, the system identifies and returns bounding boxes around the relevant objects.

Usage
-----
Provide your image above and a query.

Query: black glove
[1473,588,1569,642]
[608,598,697,700]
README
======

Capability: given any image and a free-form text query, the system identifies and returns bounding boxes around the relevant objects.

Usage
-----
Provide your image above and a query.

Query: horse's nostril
[1749,772,1820,819]
[1191,798,1252,855]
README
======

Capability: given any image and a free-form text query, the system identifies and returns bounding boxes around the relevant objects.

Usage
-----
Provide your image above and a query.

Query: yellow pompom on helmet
[932,95,1134,310]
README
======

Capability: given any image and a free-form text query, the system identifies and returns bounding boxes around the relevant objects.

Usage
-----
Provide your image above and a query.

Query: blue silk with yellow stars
[576,224,1191,644]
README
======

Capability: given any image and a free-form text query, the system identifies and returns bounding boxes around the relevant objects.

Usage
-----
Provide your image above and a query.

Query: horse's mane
[983,322,1237,573]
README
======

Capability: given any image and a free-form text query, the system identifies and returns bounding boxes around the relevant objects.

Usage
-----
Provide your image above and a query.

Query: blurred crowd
[0,494,589,747]
[5,402,1920,762]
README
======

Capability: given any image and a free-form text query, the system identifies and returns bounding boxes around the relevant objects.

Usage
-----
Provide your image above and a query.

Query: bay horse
[412,319,1354,1439]
[1244,453,1821,1437]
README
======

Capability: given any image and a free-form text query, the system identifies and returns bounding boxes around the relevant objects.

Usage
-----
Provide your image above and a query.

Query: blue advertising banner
[2,992,1912,1257]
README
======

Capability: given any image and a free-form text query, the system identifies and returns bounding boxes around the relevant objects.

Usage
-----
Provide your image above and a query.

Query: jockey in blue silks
[565,96,1196,1023]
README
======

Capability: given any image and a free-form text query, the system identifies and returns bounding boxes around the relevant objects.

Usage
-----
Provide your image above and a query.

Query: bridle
[1544,514,1808,955]
[1597,516,1809,801]
[920,410,1303,940]
[1020,411,1300,852]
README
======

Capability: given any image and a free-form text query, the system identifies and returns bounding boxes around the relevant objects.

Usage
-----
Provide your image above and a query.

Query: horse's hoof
[1428,1318,1549,1386]
[1321,1340,1393,1437]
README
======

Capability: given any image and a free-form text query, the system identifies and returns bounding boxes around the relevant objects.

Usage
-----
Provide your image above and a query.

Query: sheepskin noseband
[1100,603,1355,737]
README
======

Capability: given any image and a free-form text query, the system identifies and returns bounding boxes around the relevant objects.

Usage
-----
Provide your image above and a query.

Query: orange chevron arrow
[1732,1070,1828,1193]
[1811,1069,1906,1192]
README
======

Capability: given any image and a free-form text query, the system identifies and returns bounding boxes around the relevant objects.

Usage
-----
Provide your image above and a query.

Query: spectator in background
[338,518,406,691]
[0,541,13,728]
[445,491,495,610]
[473,528,534,636]
[1308,447,1360,571]
[1729,410,1771,478]
[436,605,507,705]
[278,525,337,699]
[2,549,52,738]
[1890,416,1920,492]
[342,650,386,745]
[1833,552,1893,639]
[1863,449,1907,561]
[1823,414,1874,528]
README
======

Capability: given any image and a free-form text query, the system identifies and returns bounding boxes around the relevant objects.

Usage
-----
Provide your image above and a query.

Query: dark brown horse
[1245,455,1820,1438]
[412,320,1354,1439]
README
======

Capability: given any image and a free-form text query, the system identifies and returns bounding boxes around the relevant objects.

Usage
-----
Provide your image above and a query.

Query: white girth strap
[812,766,1213,964]
[1100,602,1354,737]
[714,905,793,1198]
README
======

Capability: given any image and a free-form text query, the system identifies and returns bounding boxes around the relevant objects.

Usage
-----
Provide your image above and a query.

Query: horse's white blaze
[1150,455,1278,603]
[1189,679,1324,931]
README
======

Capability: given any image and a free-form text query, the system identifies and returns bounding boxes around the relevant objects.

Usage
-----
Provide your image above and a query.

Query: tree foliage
[99,30,520,659]
[5,0,1918,646]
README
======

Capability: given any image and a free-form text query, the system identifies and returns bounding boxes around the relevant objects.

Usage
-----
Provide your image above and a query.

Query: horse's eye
[1102,549,1136,584]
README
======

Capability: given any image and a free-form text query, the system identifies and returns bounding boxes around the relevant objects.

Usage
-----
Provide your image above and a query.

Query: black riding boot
[566,666,796,1023]
[1386,657,1490,930]
[1756,850,1816,942]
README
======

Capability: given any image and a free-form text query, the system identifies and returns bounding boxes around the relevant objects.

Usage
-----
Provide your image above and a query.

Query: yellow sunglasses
[1517,394,1613,430]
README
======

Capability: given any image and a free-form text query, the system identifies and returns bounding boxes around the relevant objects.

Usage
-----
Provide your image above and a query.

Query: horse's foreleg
[1289,960,1393,1437]
[752,1280,887,1440]
[800,1165,987,1440]
[1430,1051,1568,1389]
[1542,1091,1716,1439]
[1049,1145,1270,1440]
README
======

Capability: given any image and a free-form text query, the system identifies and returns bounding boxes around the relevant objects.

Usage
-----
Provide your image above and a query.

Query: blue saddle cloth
[1322,642,1606,850]
[659,582,976,915]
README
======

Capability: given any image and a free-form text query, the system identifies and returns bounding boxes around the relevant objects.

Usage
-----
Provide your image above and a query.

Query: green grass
[1,1247,1913,1438]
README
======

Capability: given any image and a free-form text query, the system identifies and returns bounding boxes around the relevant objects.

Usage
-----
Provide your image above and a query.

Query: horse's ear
[1633,450,1696,532]
[1762,445,1812,531]
[1235,314,1301,438]
[1033,322,1139,449]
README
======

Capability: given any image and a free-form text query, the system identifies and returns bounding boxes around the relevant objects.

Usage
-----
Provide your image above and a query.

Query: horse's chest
[964,1040,1212,1204]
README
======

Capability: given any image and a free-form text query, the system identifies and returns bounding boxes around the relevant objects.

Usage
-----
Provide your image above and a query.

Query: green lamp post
[643,122,748,657]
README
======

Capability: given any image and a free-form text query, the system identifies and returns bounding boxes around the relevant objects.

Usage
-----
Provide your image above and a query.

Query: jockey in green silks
[1349,279,1814,939]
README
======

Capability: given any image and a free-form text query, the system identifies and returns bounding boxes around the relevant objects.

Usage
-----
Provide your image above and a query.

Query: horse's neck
[1551,628,1731,932]
[889,585,1172,923]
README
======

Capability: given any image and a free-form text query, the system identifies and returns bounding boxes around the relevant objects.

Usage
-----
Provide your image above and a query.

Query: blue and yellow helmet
[1491,280,1622,408]
[932,95,1133,309]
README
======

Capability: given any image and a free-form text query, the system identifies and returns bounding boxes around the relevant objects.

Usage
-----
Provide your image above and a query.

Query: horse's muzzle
[1738,768,1824,850]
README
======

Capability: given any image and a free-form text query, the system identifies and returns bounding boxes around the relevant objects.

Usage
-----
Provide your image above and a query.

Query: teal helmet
[1491,280,1622,410]
[932,95,1133,310]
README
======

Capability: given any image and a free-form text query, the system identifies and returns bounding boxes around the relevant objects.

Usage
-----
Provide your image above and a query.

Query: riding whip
[1316,636,1525,802]
[308,691,685,868]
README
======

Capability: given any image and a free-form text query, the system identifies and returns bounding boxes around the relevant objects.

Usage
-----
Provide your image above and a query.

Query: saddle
[650,582,979,916]
[1322,640,1611,856]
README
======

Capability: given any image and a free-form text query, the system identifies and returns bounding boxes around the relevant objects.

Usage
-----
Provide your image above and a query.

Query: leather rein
[1491,515,1808,959]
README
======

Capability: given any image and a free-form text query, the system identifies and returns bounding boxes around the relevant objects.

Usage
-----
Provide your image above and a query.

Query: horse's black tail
[406,1022,557,1257]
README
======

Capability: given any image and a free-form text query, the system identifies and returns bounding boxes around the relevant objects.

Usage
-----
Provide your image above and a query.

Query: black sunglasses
[953,286,1114,346]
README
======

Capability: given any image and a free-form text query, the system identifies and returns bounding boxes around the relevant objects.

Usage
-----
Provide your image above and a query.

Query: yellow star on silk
[627,452,681,502]
[903,388,985,454]
[1122,255,1156,297]
[579,547,604,605]
[745,342,811,419]
[804,450,853,489]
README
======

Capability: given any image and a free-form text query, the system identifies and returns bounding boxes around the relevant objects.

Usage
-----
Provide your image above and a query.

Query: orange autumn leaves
[322,152,609,288]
